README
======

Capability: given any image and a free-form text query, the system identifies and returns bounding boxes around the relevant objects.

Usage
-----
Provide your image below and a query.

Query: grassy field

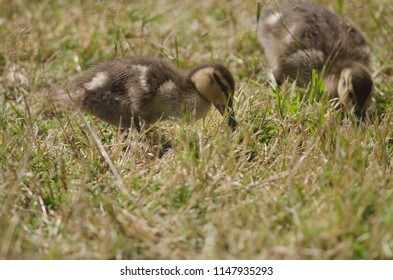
[1,0,393,259]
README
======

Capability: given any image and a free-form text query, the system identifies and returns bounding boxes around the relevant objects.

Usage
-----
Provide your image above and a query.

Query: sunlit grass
[0,0,392,259]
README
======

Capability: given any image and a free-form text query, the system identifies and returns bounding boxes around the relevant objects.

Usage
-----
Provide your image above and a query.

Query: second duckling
[51,57,236,130]
[258,2,373,118]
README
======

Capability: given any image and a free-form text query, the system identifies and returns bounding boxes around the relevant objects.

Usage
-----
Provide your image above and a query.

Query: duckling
[258,2,373,118]
[50,57,236,130]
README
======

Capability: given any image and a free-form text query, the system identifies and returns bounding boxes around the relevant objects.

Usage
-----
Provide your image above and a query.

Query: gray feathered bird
[258,2,373,117]
[49,57,236,130]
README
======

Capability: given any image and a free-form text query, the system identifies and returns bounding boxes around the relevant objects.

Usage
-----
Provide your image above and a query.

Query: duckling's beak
[355,108,366,120]
[215,104,237,131]
[228,113,237,131]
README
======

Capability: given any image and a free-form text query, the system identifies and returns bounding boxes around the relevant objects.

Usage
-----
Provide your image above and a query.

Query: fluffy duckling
[50,57,236,130]
[258,2,373,118]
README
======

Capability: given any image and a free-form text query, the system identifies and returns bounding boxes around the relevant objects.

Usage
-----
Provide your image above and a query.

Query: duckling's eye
[212,73,228,95]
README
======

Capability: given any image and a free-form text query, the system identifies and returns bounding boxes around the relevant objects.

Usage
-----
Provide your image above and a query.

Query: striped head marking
[189,63,236,130]
[338,64,373,118]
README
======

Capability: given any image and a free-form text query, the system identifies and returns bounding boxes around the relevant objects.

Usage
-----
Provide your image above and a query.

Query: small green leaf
[0,53,6,75]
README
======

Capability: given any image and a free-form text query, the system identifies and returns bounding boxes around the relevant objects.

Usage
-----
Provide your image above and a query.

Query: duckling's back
[258,2,370,84]
[66,57,196,128]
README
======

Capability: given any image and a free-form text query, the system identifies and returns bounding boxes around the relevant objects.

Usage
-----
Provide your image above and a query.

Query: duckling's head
[189,63,236,130]
[337,63,373,118]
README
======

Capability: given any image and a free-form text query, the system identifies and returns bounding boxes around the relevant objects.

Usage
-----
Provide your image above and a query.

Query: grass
[0,0,393,259]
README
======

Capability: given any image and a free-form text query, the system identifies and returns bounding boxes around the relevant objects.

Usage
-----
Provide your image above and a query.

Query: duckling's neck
[324,73,340,95]
[149,80,212,122]
[175,78,213,119]
[192,97,212,119]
